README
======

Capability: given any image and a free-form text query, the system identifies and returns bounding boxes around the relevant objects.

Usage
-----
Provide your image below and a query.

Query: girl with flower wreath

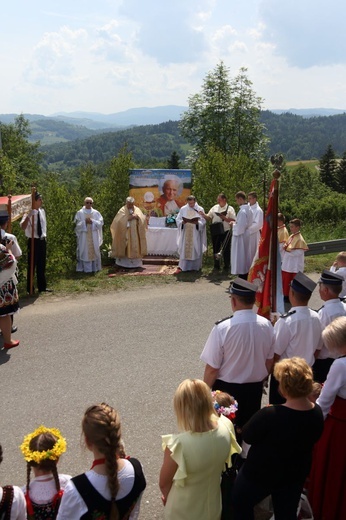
[57,403,146,520]
[0,442,27,519]
[211,390,238,422]
[20,426,71,520]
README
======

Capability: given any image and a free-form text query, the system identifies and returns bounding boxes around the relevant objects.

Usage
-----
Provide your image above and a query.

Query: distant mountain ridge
[51,105,187,127]
[2,105,345,132]
[1,105,346,152]
[271,108,346,117]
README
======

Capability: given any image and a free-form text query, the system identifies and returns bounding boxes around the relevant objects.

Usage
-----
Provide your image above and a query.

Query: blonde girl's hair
[322,316,346,356]
[274,357,313,399]
[174,379,218,432]
[82,403,121,520]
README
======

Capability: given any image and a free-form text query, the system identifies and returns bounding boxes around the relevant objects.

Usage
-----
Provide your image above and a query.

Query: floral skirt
[0,279,19,316]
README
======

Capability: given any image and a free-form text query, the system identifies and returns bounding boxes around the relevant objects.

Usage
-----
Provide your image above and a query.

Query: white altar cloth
[146,227,178,256]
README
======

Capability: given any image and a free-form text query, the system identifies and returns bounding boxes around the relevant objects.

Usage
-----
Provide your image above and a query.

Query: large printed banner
[129,169,192,217]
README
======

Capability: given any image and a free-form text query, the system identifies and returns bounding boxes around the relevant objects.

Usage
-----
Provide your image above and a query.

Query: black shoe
[39,288,53,293]
[11,326,18,334]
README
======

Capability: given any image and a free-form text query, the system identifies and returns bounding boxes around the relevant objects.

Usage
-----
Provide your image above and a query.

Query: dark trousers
[213,379,263,430]
[211,231,231,269]
[232,467,303,520]
[27,238,47,292]
[312,357,334,383]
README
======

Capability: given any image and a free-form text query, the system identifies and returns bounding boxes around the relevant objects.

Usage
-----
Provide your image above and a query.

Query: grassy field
[286,159,319,172]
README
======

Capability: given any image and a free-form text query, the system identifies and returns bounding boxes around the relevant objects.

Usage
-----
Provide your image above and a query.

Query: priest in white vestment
[110,197,147,269]
[74,197,104,273]
[175,196,207,272]
[231,191,253,277]
[247,191,263,267]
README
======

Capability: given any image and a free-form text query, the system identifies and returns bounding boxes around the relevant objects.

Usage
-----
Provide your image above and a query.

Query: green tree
[179,62,267,163]
[180,62,233,155]
[230,68,268,163]
[167,151,180,169]
[193,146,263,212]
[336,151,346,193]
[77,162,97,199]
[98,146,134,248]
[0,115,43,193]
[319,144,338,190]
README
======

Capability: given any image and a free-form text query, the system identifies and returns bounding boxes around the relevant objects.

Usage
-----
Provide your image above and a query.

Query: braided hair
[82,403,122,520]
[26,432,61,497]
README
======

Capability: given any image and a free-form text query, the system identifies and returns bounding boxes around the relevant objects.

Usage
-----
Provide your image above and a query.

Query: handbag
[221,462,237,520]
[210,222,225,236]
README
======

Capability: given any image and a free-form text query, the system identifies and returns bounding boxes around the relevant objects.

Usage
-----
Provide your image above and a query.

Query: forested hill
[40,120,186,169]
[261,111,346,160]
[40,111,346,169]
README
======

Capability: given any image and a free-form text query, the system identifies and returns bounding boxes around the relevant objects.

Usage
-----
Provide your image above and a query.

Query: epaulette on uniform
[215,315,233,325]
[280,310,296,319]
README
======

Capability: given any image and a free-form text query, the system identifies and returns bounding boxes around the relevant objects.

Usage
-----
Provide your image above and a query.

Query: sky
[2,0,346,116]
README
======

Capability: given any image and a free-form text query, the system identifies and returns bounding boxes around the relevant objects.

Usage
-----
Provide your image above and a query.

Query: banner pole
[269,155,283,315]
[29,186,36,295]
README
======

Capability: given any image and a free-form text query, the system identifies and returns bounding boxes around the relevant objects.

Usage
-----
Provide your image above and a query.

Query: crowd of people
[2,188,346,519]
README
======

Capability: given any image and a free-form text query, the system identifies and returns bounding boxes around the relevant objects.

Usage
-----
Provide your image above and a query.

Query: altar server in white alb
[231,191,253,278]
[74,197,104,273]
[247,191,263,266]
[175,195,207,273]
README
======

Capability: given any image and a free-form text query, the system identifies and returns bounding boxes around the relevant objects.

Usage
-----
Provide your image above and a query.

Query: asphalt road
[0,275,323,519]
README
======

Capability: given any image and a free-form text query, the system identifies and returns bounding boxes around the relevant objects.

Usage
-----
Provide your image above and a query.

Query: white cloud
[259,0,346,68]
[1,0,346,115]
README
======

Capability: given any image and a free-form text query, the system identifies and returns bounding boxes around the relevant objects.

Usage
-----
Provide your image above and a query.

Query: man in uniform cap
[269,272,323,404]
[201,277,275,437]
[313,269,346,383]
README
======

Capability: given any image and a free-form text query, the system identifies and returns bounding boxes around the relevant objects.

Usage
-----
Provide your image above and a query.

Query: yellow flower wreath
[20,425,67,464]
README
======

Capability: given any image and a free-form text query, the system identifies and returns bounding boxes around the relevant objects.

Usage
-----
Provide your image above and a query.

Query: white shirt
[0,231,22,258]
[200,309,275,383]
[318,299,346,359]
[57,459,141,520]
[20,208,47,239]
[330,265,346,297]
[317,357,346,418]
[207,204,236,232]
[274,306,323,366]
[0,486,27,520]
[22,473,71,504]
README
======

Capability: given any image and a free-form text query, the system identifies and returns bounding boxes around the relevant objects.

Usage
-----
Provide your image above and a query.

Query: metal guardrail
[305,239,346,256]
